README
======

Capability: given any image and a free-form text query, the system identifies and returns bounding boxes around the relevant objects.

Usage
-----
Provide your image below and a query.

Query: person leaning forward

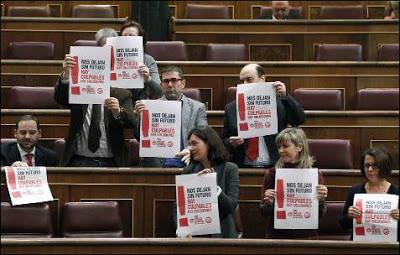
[54,28,135,167]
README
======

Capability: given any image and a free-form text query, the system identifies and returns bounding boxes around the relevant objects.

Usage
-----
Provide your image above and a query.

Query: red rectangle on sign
[355,226,365,235]
[142,140,151,148]
[179,217,188,227]
[276,210,286,219]
[71,86,80,95]
[110,73,117,80]
[239,123,248,131]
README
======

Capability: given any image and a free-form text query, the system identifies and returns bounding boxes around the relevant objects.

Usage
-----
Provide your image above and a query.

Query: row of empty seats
[5,41,400,61]
[5,5,116,18]
[2,4,387,19]
[4,86,399,111]
[1,201,350,239]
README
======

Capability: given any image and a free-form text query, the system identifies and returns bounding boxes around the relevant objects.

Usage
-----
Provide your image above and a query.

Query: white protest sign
[236,82,278,138]
[5,167,53,206]
[106,36,144,88]
[353,193,398,242]
[139,100,182,158]
[69,46,110,104]
[274,168,319,229]
[175,173,221,237]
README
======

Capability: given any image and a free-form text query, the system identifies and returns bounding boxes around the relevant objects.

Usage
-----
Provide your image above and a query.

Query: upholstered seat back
[356,89,399,110]
[1,202,53,238]
[185,4,230,19]
[146,41,188,61]
[319,202,351,240]
[378,44,399,61]
[7,6,51,17]
[61,201,123,238]
[316,44,363,61]
[207,44,247,61]
[293,89,343,110]
[72,5,114,18]
[320,6,364,19]
[8,86,61,109]
[308,139,353,169]
[8,42,55,60]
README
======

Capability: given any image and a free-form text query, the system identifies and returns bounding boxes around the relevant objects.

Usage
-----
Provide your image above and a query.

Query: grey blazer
[175,161,240,238]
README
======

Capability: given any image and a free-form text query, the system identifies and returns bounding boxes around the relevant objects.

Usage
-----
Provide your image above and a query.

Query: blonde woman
[260,127,328,239]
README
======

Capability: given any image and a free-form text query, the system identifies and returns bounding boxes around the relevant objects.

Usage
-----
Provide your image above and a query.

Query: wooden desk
[1,60,398,110]
[173,19,399,61]
[1,168,399,238]
[1,109,399,169]
[1,17,127,59]
[1,238,398,254]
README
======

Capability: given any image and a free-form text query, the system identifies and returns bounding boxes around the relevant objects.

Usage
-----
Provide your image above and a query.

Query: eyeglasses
[364,163,379,169]
[161,78,182,84]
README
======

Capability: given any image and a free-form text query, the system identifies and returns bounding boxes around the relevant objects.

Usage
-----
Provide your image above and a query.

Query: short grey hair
[95,28,118,44]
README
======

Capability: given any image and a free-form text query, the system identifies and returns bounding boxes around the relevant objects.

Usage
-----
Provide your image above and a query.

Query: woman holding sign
[177,126,240,238]
[260,127,328,239]
[339,148,399,241]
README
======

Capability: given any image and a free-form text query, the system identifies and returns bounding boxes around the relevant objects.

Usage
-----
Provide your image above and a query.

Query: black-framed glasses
[161,78,182,84]
[364,163,379,169]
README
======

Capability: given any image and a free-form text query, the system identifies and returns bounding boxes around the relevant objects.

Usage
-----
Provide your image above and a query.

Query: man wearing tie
[223,63,305,168]
[1,115,58,167]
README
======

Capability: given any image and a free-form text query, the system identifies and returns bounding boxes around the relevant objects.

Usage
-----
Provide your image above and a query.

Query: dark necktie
[88,104,101,153]
[247,137,259,161]
[26,153,33,166]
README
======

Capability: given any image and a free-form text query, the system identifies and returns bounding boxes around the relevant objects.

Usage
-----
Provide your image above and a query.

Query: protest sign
[353,193,398,242]
[175,173,221,237]
[5,166,53,206]
[236,82,278,138]
[106,36,144,88]
[274,168,319,229]
[139,100,181,158]
[69,46,110,104]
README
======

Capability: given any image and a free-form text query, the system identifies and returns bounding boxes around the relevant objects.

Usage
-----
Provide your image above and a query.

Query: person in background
[339,148,399,241]
[55,28,135,167]
[1,115,58,167]
[134,65,208,167]
[260,127,328,239]
[384,1,399,19]
[258,1,302,20]
[174,126,239,238]
[223,63,305,168]
[119,20,163,103]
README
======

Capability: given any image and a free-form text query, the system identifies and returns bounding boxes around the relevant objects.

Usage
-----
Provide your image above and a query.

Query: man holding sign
[223,63,305,168]
[54,28,135,167]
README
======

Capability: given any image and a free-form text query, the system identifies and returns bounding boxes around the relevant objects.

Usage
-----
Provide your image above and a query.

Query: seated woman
[175,126,240,238]
[339,148,399,240]
[260,127,328,239]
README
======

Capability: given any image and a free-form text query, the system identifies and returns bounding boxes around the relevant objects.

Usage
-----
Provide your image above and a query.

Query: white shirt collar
[16,143,36,158]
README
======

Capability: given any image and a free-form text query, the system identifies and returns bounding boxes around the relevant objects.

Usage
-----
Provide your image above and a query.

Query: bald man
[258,1,302,20]
[223,64,305,168]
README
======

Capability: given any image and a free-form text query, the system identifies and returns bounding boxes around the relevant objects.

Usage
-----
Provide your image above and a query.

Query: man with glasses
[223,63,305,168]
[134,65,208,167]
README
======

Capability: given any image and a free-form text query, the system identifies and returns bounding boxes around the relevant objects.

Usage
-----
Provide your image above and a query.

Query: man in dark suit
[258,1,302,20]
[54,28,135,167]
[1,115,58,167]
[223,63,305,168]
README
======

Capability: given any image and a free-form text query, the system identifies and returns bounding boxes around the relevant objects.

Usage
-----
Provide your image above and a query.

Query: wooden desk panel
[2,60,398,110]
[2,238,398,254]
[1,168,399,238]
[173,20,399,61]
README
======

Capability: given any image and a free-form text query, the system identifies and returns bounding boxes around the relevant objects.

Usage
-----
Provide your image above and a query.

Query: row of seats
[1,201,349,239]
[1,135,355,169]
[3,4,382,19]
[5,86,399,111]
[5,41,399,61]
[5,5,115,18]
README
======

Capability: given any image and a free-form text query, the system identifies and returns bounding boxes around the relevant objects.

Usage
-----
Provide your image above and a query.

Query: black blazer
[223,94,305,167]
[54,77,135,167]
[1,142,58,167]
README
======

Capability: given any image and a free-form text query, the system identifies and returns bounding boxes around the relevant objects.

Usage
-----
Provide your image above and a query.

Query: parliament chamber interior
[0,0,399,254]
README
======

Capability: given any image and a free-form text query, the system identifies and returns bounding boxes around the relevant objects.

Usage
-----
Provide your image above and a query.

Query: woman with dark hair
[178,126,240,238]
[339,148,399,240]
[120,20,162,103]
